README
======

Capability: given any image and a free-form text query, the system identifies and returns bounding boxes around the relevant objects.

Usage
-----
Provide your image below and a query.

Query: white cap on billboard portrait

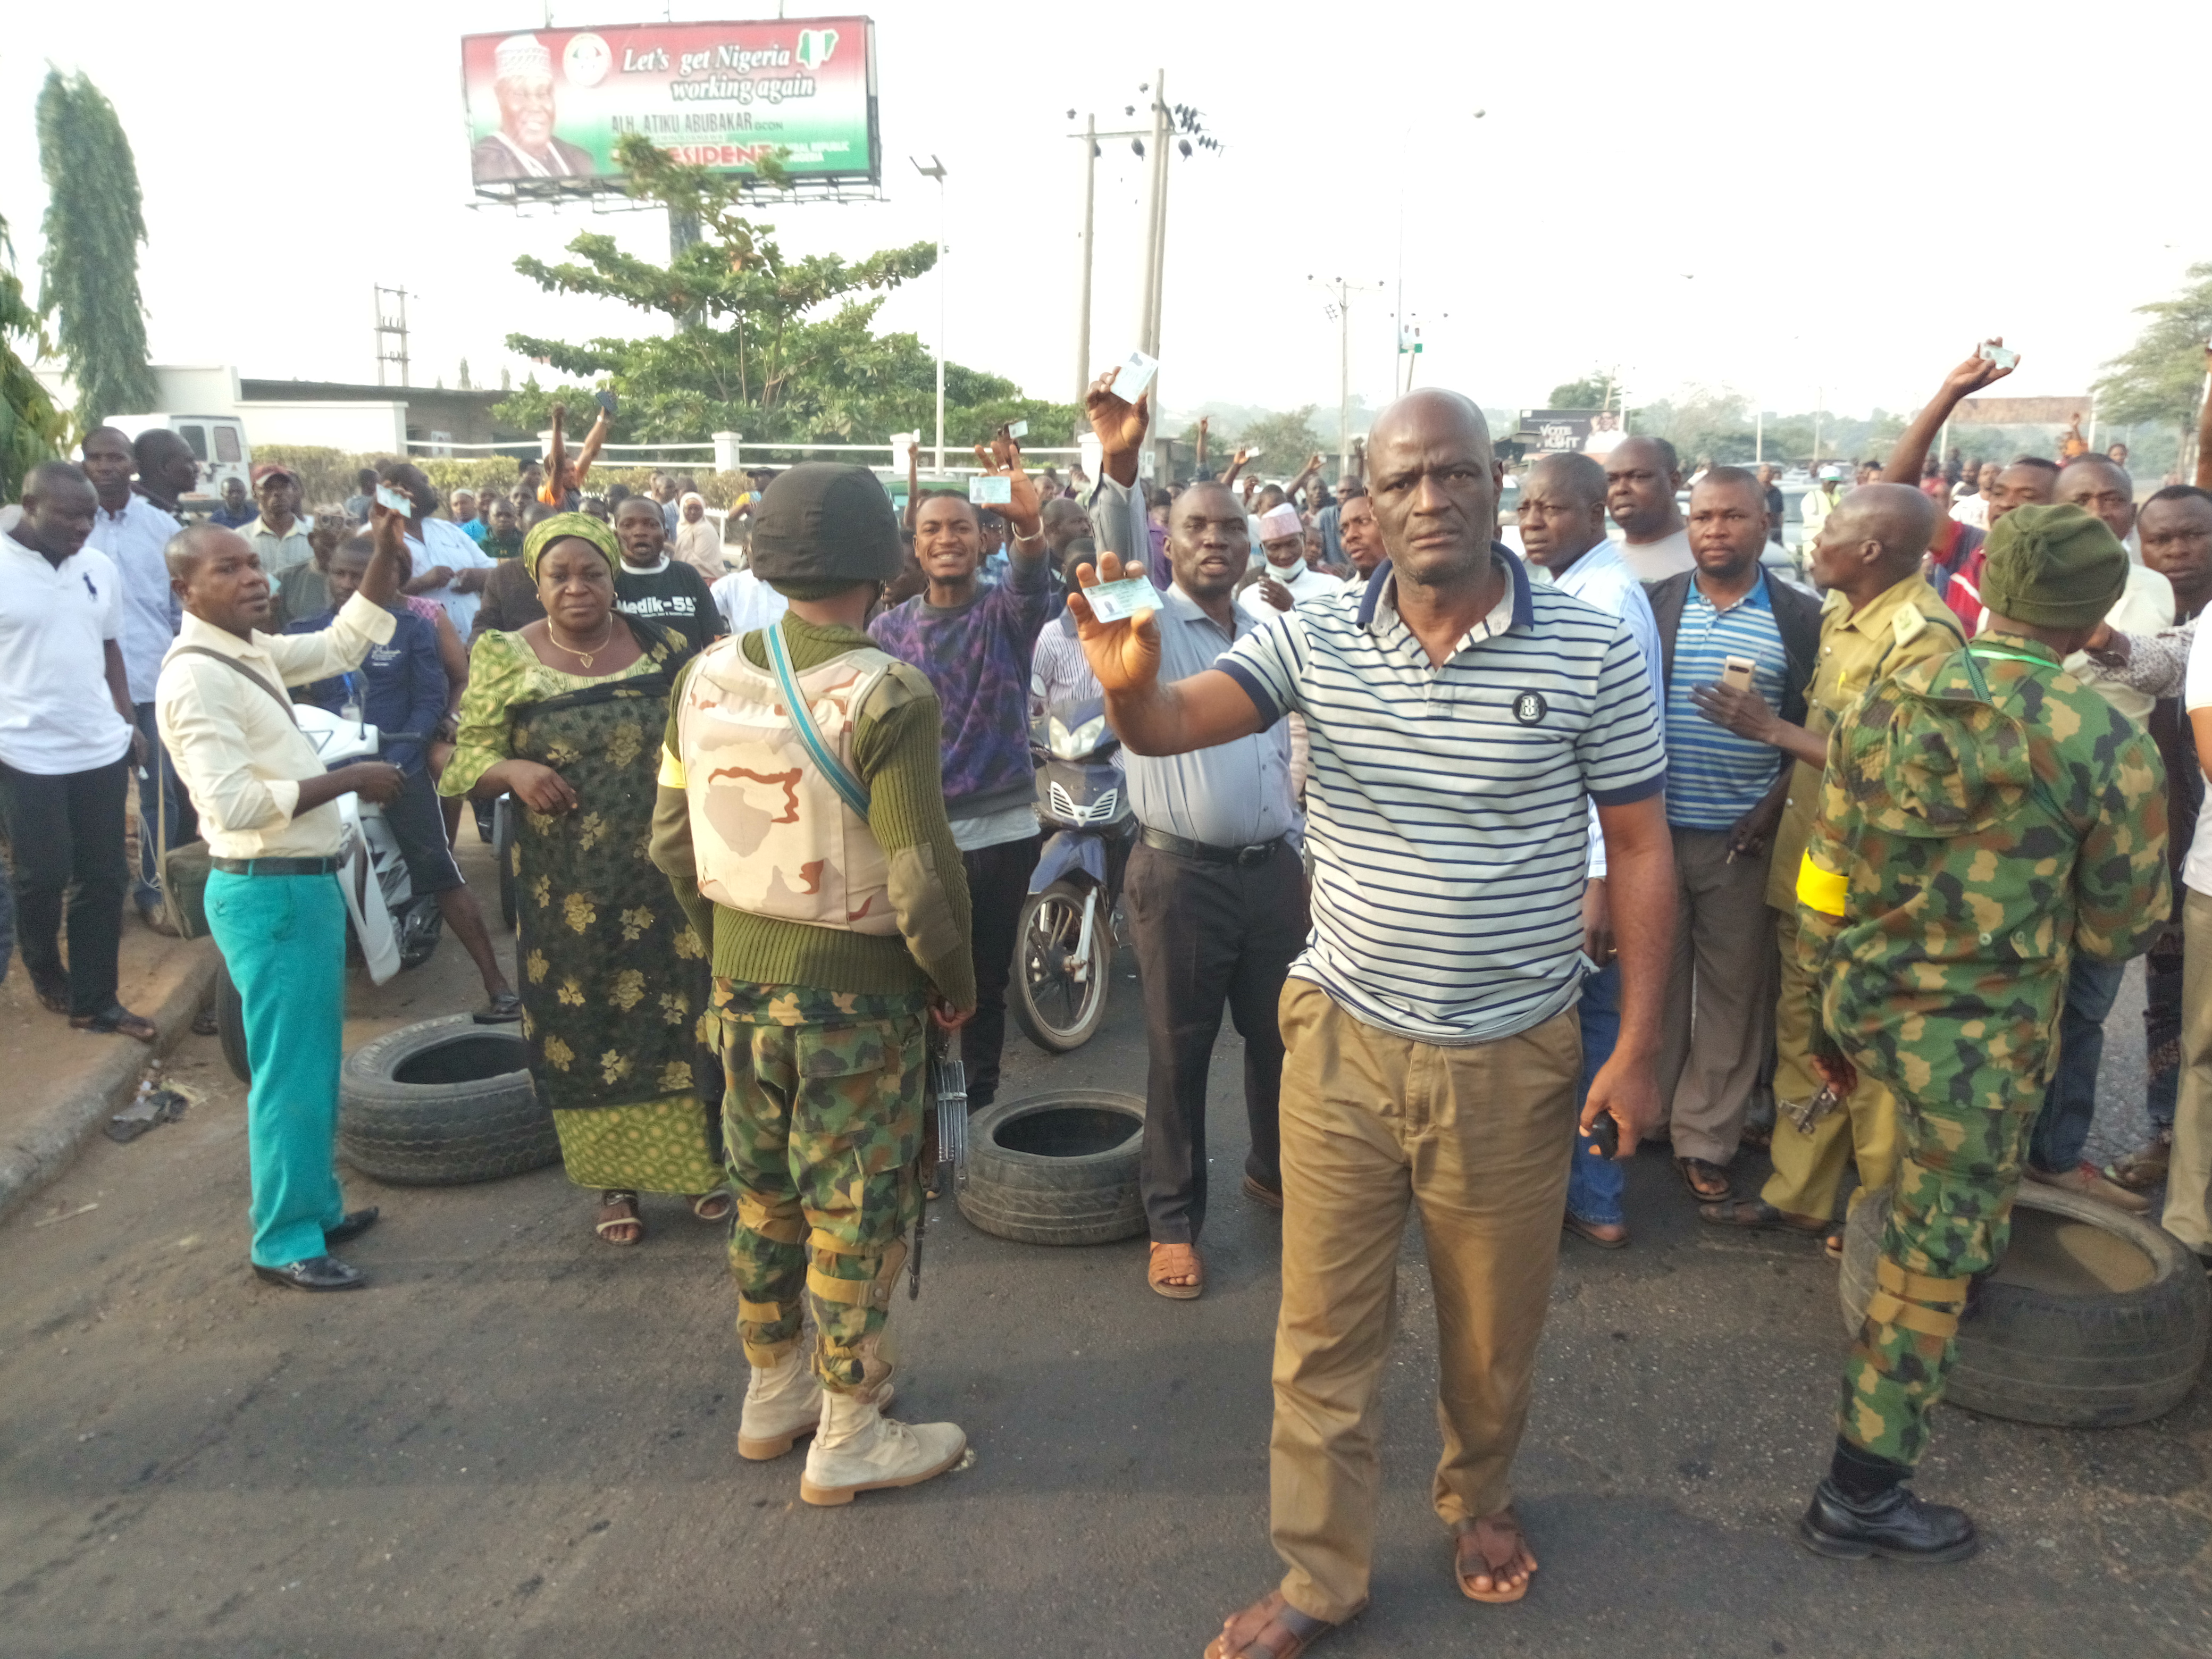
[495,33,554,80]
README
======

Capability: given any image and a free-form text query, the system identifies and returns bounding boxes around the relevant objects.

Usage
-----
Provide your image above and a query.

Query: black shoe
[1798,1478,1978,1563]
[252,1256,366,1292]
[324,1207,380,1245]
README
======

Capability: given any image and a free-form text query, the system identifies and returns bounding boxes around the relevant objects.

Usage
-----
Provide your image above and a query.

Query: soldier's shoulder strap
[761,621,872,819]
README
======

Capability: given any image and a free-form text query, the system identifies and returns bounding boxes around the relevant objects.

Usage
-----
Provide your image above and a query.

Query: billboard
[1517,408,1622,457]
[460,17,878,196]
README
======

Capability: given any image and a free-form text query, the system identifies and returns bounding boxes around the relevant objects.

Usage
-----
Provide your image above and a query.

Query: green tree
[35,70,155,428]
[501,135,1075,449]
[2093,263,2212,433]
[1546,373,1614,409]
[1235,406,1327,468]
[1,213,68,499]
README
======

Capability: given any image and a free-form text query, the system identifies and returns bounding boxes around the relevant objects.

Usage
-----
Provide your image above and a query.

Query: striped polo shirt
[1663,578,1790,831]
[1217,549,1666,1044]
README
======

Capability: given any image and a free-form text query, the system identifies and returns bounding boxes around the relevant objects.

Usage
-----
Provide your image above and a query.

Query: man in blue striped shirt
[1071,384,1673,1654]
[1646,470,1820,1201]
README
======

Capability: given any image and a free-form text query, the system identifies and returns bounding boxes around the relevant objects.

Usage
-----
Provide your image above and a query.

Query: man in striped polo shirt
[1645,469,1820,1202]
[1070,387,1673,1655]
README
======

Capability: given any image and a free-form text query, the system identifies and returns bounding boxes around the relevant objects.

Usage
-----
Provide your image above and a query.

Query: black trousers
[961,833,1041,1108]
[0,758,130,1017]
[1125,836,1309,1244]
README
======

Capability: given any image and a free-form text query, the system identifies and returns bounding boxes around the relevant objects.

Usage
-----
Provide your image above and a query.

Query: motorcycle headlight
[1049,713,1107,759]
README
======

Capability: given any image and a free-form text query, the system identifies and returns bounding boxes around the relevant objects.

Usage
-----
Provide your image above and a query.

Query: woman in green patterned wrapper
[439,512,729,1245]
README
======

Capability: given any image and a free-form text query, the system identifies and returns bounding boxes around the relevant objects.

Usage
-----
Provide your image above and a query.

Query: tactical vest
[675,635,900,935]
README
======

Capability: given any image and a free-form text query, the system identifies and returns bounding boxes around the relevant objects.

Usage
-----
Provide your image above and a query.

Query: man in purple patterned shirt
[869,448,1053,1107]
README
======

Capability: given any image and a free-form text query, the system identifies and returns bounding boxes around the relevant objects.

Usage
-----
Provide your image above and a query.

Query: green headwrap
[522,511,621,580]
[1978,502,2126,630]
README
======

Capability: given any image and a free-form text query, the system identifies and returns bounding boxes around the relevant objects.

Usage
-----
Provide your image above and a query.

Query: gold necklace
[547,616,616,669]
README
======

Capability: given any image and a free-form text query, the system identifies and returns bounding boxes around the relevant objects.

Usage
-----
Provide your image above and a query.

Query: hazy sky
[6,1,2208,436]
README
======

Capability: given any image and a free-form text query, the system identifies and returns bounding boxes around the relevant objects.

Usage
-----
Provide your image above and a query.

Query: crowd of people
[5,338,2212,1647]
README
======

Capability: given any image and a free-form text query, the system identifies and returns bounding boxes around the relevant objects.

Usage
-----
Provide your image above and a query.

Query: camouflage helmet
[748,463,903,587]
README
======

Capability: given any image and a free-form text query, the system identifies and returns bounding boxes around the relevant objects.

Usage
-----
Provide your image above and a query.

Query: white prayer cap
[1258,504,1303,542]
[495,35,554,81]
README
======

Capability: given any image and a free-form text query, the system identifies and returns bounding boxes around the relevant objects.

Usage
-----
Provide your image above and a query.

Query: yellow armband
[658,747,686,789]
[1796,852,1847,917]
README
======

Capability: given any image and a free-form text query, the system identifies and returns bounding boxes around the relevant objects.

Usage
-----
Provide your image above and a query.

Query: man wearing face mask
[1238,503,1337,618]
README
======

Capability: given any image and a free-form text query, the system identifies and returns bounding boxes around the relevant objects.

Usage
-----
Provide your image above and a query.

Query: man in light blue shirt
[1088,448,1303,1300]
[1518,450,1663,1247]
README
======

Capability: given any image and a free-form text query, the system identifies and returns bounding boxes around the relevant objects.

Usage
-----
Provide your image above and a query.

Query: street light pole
[1073,113,1096,405]
[1137,71,1167,358]
[910,155,948,474]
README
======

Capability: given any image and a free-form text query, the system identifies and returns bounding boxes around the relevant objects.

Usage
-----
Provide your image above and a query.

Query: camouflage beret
[1978,502,2126,631]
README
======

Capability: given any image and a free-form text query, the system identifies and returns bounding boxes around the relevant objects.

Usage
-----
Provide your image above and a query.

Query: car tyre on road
[339,1015,560,1186]
[956,1090,1146,1246]
[1839,1180,2211,1428]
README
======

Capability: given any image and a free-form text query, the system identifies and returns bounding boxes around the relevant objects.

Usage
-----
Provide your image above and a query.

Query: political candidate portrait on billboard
[471,34,598,182]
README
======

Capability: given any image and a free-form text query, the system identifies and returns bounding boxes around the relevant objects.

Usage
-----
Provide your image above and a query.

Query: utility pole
[1072,113,1096,405]
[1137,70,1167,359]
[373,284,410,388]
[1312,275,1382,478]
[910,156,948,473]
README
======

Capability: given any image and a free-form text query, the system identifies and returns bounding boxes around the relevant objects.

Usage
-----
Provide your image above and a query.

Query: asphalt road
[4,837,2208,1658]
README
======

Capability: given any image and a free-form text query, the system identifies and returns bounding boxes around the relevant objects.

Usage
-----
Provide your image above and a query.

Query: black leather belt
[212,856,343,876]
[1140,827,1283,868]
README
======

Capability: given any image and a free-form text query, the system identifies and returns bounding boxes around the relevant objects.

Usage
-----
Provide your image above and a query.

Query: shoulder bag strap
[170,645,297,726]
[761,622,873,819]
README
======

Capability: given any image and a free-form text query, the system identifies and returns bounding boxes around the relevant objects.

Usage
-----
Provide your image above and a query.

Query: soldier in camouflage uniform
[651,464,980,1506]
[1794,503,2170,1561]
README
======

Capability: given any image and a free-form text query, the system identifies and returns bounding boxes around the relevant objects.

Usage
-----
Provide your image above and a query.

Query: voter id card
[1083,576,1157,624]
[968,475,1012,505]
[1114,349,1159,403]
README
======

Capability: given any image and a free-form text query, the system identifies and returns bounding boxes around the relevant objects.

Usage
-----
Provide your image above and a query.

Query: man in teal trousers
[156,506,411,1291]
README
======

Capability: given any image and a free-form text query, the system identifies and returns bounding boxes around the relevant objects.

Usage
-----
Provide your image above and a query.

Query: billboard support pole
[910,155,949,473]
[1074,114,1096,408]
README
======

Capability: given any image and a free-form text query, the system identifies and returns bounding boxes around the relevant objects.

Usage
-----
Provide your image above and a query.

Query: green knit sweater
[651,613,977,1009]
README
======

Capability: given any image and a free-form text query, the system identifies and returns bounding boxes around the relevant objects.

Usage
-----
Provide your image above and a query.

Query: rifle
[909,1025,969,1299]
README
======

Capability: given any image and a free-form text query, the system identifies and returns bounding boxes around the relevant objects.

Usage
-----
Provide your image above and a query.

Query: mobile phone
[374,483,413,514]
[1583,1113,1619,1159]
[1978,343,2018,370]
[594,389,619,417]
[968,475,1012,506]
[1115,349,1160,403]
[1721,654,1756,692]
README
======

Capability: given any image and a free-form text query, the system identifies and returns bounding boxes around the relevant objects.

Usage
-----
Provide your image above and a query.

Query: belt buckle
[1235,842,1271,868]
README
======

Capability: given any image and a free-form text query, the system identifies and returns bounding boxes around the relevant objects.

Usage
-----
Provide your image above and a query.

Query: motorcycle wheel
[214,958,251,1084]
[1010,877,1113,1054]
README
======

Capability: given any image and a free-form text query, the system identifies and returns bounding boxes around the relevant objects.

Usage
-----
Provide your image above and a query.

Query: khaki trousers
[1269,979,1580,1623]
[1658,826,1779,1164]
[1761,906,1899,1221]
[2159,890,2212,1251]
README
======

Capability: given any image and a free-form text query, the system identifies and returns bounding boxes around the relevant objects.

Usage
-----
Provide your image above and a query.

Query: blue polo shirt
[1217,549,1665,1044]
[1662,579,1789,830]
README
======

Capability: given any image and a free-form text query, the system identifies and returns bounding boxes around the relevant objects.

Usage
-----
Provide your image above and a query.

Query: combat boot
[1798,1478,1979,1563]
[736,1348,894,1461]
[798,1389,966,1506]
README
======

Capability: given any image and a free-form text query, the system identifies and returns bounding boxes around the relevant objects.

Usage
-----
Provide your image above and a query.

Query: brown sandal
[594,1191,643,1245]
[1149,1241,1204,1300]
[1455,1509,1538,1604]
[1203,1590,1359,1658]
[1696,1197,1829,1235]
[1675,1156,1732,1201]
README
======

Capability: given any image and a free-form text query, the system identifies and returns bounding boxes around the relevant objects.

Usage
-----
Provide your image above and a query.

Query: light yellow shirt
[154,592,397,859]
[2064,563,2173,725]
[242,514,316,577]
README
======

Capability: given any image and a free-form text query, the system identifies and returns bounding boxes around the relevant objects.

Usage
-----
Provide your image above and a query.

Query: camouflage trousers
[715,981,926,1394]
[1838,1061,2044,1467]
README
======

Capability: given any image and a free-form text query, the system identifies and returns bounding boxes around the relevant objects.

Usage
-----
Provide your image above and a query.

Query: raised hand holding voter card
[1085,366,1152,486]
[969,432,1042,541]
[1067,549,1161,694]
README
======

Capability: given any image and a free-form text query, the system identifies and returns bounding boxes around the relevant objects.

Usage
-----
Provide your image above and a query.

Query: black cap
[749,463,902,585]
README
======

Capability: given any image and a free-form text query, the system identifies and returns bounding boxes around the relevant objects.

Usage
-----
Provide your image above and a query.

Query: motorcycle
[213,705,441,1082]
[1009,698,1136,1053]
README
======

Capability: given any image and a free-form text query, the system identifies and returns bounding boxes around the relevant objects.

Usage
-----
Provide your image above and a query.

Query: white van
[102,413,252,507]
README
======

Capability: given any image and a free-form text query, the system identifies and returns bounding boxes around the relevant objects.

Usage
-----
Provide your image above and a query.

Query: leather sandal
[1675,1157,1732,1201]
[594,1191,643,1244]
[1696,1197,1829,1235]
[689,1190,734,1223]
[1149,1241,1204,1300]
[71,1004,158,1043]
[1455,1509,1538,1604]
[1203,1590,1360,1659]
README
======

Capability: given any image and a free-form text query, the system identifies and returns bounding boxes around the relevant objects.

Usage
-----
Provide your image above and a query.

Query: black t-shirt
[615,560,723,656]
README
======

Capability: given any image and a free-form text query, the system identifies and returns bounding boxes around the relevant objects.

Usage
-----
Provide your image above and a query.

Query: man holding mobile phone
[1644,470,1820,1200]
